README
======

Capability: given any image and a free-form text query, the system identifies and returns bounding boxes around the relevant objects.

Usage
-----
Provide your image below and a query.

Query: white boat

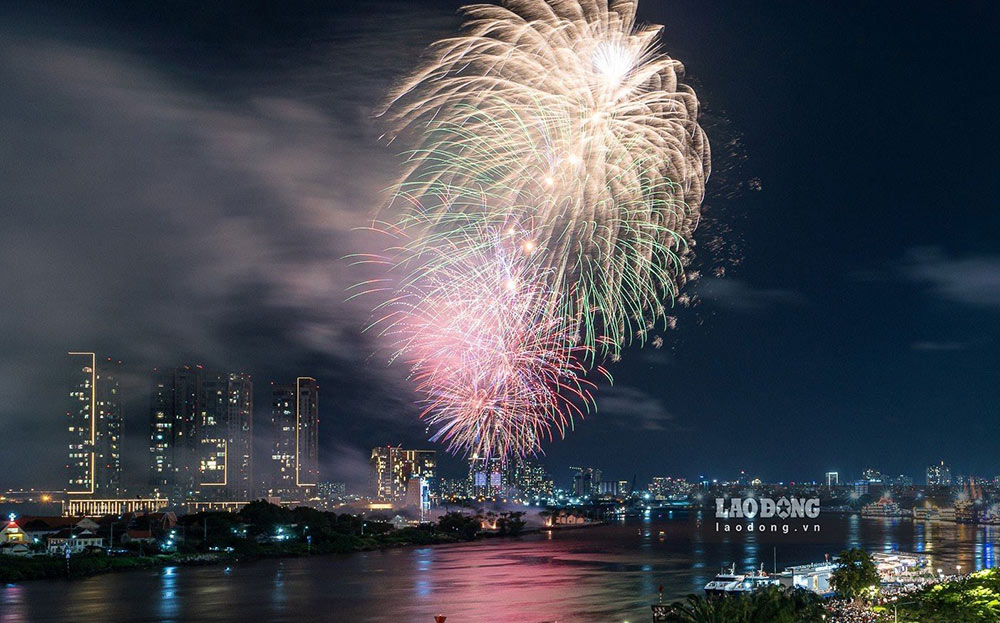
[777,561,837,596]
[704,564,781,595]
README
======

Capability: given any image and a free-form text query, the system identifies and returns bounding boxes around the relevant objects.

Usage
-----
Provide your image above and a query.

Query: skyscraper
[148,366,253,501]
[926,461,952,486]
[369,447,436,501]
[94,358,123,497]
[509,458,552,499]
[198,372,254,501]
[227,373,254,500]
[67,352,123,497]
[572,466,601,497]
[67,352,97,495]
[270,377,319,497]
[468,455,505,498]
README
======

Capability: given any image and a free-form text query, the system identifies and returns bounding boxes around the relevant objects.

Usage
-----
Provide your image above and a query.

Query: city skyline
[2,0,998,495]
[48,349,999,498]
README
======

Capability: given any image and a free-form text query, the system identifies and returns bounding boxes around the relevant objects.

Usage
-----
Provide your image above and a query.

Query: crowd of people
[826,599,881,623]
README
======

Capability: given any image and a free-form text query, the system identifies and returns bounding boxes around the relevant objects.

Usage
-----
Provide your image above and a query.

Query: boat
[979,506,1000,525]
[955,499,978,524]
[777,561,837,596]
[933,507,957,522]
[704,564,781,595]
[861,498,903,517]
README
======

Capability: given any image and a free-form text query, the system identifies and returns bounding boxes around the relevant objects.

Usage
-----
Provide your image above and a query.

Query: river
[2,512,998,622]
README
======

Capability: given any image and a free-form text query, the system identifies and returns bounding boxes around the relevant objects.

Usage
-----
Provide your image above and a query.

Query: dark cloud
[598,386,674,432]
[910,341,968,352]
[695,278,804,312]
[0,3,455,489]
[902,247,1000,309]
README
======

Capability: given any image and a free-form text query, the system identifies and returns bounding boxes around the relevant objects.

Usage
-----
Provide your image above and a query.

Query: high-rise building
[862,468,884,484]
[198,373,254,501]
[439,478,468,499]
[67,352,97,495]
[370,447,436,501]
[67,352,123,497]
[317,481,346,506]
[148,373,173,493]
[227,373,254,500]
[95,358,123,497]
[509,458,552,499]
[148,365,253,501]
[270,377,319,497]
[468,456,505,498]
[572,467,601,497]
[826,471,839,487]
[926,461,952,486]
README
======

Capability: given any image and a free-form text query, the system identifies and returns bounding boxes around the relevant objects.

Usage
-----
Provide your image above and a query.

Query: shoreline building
[269,378,319,499]
[67,353,123,497]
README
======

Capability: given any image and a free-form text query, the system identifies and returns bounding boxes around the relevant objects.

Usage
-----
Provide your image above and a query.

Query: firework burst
[382,0,711,359]
[368,226,603,459]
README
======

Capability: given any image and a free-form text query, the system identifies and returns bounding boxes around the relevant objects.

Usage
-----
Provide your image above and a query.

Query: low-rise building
[46,529,103,554]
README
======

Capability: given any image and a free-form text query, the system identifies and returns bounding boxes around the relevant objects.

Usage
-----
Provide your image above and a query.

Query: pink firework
[375,227,603,460]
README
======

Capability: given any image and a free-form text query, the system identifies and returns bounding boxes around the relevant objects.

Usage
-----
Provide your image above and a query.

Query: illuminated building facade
[148,366,253,501]
[227,373,254,500]
[67,353,123,497]
[509,458,552,498]
[572,467,601,497]
[199,373,254,501]
[926,461,953,486]
[370,447,436,501]
[67,352,96,494]
[270,377,319,496]
[468,456,505,498]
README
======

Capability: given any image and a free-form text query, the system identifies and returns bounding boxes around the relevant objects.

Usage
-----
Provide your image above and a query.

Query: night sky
[2,0,998,492]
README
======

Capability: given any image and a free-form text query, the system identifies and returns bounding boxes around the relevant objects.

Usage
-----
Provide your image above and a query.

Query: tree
[436,512,480,540]
[496,511,526,536]
[830,548,880,600]
[664,587,825,623]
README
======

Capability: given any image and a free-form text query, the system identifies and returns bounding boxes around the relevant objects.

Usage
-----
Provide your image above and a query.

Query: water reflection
[3,515,1000,623]
[158,566,179,622]
[0,583,26,623]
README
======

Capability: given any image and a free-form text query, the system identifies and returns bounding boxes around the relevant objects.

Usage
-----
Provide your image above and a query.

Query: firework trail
[382,0,710,359]
[365,226,603,459]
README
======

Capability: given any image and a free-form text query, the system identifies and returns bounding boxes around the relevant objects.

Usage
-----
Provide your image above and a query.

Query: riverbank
[0,528,463,583]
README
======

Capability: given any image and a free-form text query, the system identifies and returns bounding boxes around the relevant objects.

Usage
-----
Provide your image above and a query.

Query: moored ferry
[861,498,903,517]
[704,564,781,595]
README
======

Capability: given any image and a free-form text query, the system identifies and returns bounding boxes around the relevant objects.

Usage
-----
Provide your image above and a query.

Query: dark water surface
[3,513,998,622]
